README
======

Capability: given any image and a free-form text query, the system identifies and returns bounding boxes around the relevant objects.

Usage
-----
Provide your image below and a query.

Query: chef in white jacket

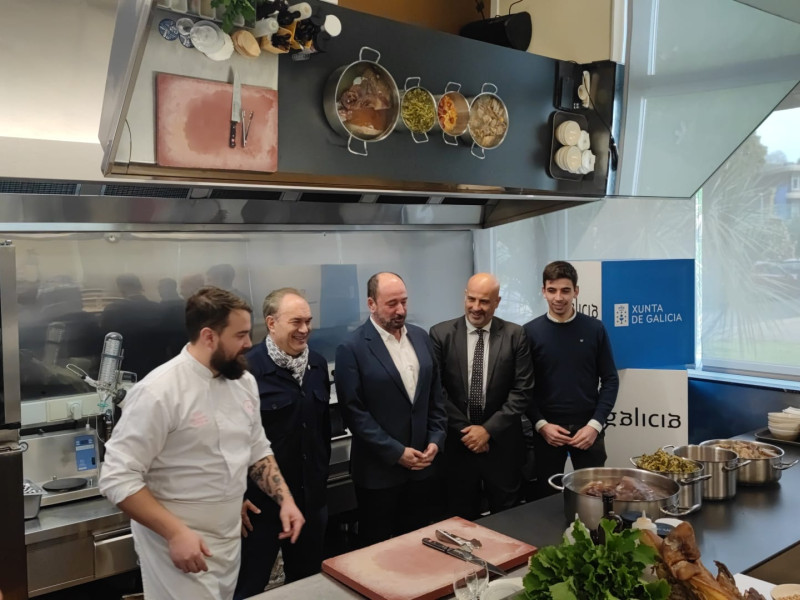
[100,286,305,600]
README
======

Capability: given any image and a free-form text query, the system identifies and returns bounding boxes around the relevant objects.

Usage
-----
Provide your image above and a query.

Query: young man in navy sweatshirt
[523,261,619,499]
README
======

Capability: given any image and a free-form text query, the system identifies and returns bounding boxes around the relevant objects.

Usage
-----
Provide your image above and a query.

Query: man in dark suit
[235,288,331,599]
[335,272,447,546]
[430,273,534,520]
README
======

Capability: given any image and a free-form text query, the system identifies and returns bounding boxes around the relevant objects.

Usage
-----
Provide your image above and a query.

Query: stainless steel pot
[433,82,470,146]
[547,467,696,529]
[671,445,750,500]
[396,77,436,144]
[698,439,798,485]
[323,46,400,156]
[630,456,710,514]
[461,82,509,159]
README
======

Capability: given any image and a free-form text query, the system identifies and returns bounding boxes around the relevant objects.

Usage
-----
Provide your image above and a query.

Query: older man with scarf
[234,288,331,599]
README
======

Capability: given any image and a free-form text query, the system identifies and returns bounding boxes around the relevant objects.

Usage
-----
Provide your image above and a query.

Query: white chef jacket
[99,346,273,600]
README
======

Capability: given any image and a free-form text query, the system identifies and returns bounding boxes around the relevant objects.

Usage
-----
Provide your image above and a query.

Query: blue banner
[600,259,695,369]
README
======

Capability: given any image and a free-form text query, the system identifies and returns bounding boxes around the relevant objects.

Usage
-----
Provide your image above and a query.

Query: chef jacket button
[272,403,278,409]
[302,453,307,460]
[302,422,307,429]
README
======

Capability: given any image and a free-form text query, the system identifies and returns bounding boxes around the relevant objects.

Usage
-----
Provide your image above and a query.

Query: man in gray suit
[430,273,534,520]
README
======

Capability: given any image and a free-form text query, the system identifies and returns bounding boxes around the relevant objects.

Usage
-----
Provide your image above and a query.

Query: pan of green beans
[396,77,437,143]
[631,448,709,514]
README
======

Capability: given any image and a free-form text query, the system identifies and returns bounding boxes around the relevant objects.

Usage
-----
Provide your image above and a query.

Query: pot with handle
[433,82,470,146]
[630,455,710,514]
[396,77,437,144]
[461,82,509,159]
[698,439,798,485]
[669,445,750,500]
[547,467,698,529]
[323,46,400,156]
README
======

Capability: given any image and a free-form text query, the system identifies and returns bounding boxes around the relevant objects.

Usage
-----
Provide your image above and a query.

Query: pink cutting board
[155,73,277,172]
[322,517,536,600]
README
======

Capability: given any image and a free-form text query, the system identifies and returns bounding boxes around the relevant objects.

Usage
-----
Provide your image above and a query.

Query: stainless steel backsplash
[7,229,473,402]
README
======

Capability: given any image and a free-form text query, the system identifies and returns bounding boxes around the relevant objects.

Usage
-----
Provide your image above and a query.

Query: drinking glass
[452,559,489,600]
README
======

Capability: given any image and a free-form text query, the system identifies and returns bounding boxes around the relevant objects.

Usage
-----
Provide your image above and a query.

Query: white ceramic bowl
[771,583,800,600]
[555,145,582,173]
[555,120,581,146]
[768,425,800,440]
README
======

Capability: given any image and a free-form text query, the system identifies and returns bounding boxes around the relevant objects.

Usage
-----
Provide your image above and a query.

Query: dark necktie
[468,328,485,424]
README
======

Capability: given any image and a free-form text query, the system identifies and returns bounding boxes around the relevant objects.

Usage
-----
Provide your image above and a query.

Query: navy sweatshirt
[523,312,619,426]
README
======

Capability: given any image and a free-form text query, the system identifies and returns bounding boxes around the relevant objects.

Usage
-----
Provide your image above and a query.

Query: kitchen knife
[435,529,483,549]
[229,68,241,148]
[421,537,507,576]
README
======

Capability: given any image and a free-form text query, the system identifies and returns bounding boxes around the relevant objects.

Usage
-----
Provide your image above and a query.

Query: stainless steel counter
[24,496,129,545]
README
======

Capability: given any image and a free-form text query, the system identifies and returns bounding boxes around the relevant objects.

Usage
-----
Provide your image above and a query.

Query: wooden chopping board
[322,517,536,600]
[155,73,277,172]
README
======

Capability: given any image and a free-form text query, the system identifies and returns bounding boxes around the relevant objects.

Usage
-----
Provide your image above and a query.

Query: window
[699,104,800,380]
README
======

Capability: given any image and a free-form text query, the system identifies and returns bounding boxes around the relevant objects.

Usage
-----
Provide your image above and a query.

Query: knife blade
[229,68,241,148]
[422,537,507,576]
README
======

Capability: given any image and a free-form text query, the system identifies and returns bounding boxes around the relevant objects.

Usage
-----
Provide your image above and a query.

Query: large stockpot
[698,439,799,485]
[630,456,710,514]
[547,467,696,529]
[461,82,509,159]
[323,46,400,156]
[670,445,750,500]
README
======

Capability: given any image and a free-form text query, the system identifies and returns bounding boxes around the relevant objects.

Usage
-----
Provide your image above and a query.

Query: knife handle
[229,121,237,148]
[422,537,456,554]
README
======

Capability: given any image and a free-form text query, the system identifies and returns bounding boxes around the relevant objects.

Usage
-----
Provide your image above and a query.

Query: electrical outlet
[69,402,82,419]
[46,400,69,422]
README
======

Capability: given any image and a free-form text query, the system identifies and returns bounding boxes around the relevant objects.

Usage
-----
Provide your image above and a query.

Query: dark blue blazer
[335,319,447,489]
[245,341,331,510]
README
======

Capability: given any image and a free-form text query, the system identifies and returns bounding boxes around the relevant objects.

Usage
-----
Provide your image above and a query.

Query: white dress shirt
[371,316,420,402]
[465,317,492,408]
[100,346,273,506]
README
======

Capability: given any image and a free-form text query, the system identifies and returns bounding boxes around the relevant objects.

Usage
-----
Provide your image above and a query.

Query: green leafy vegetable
[211,0,256,33]
[523,519,670,600]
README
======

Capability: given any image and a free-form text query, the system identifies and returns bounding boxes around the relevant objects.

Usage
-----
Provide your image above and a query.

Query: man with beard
[430,273,534,520]
[99,286,304,600]
[523,261,619,499]
[234,288,331,598]
[335,272,447,546]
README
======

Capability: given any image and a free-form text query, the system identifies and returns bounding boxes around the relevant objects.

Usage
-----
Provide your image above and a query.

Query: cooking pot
[461,83,509,159]
[433,82,470,146]
[547,467,696,529]
[670,445,750,500]
[630,456,710,514]
[323,46,400,156]
[698,439,798,486]
[396,77,436,144]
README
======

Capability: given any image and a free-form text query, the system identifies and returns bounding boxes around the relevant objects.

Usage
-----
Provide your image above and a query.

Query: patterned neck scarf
[265,334,309,383]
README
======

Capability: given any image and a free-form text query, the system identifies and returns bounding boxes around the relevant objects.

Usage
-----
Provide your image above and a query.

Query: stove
[22,427,101,507]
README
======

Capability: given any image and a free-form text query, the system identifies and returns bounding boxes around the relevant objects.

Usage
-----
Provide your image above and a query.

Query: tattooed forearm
[248,456,291,505]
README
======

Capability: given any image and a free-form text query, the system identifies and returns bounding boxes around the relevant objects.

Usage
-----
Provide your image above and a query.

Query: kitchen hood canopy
[0,178,590,231]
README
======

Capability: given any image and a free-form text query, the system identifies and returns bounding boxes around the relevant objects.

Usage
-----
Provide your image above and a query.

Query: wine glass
[452,559,489,600]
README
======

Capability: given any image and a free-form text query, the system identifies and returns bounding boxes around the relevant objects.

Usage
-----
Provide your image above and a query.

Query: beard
[375,313,405,332]
[210,346,248,380]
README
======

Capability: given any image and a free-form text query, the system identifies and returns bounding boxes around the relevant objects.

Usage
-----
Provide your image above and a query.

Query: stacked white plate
[767,408,800,440]
[554,119,595,175]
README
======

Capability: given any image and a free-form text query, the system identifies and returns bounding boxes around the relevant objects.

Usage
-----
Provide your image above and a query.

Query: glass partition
[617,0,800,197]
